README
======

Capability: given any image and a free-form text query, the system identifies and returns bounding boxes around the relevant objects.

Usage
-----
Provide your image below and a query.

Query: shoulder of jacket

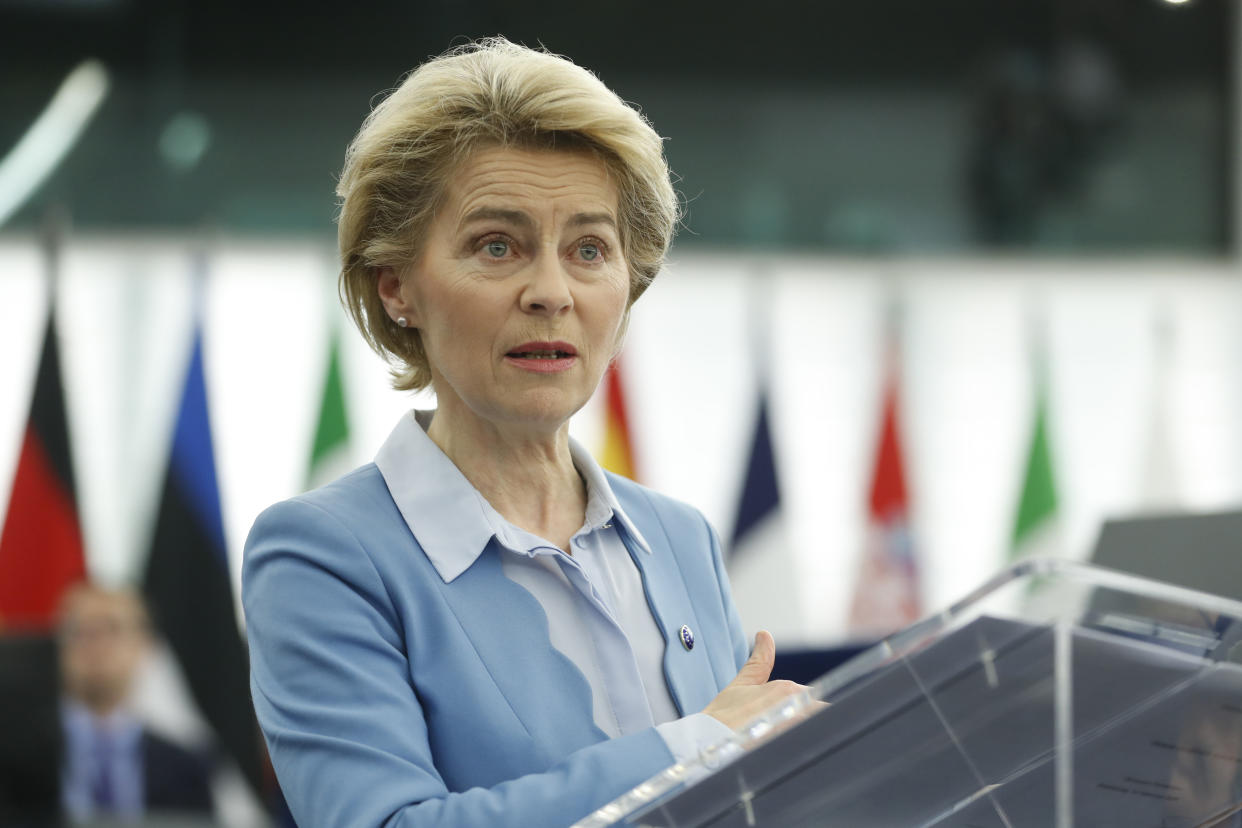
[258,463,383,517]
[607,473,710,536]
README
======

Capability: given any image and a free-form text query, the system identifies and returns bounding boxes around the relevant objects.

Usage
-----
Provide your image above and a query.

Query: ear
[376,266,415,325]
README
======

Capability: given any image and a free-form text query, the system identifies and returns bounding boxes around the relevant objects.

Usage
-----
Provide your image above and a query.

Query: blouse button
[679,625,695,651]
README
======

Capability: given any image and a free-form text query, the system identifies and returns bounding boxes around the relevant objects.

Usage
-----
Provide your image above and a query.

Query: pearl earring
[397,317,408,328]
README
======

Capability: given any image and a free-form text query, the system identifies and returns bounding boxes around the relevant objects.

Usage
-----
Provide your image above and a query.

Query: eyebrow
[567,212,617,230]
[459,207,617,231]
[461,207,533,229]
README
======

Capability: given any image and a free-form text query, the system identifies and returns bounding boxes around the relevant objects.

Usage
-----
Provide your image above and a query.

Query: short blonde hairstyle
[337,37,679,391]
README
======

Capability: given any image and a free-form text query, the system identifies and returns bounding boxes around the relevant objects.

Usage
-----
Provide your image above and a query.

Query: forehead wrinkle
[446,148,619,232]
[450,183,611,233]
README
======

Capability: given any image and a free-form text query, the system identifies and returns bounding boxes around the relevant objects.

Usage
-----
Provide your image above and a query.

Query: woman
[242,38,803,828]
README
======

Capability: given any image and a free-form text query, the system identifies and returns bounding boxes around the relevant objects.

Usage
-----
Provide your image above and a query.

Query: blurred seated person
[57,583,214,822]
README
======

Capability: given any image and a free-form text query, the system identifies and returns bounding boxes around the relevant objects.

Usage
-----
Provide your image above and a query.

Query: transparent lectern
[575,558,1242,828]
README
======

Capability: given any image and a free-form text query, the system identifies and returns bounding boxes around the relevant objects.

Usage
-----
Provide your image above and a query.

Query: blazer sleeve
[243,497,675,828]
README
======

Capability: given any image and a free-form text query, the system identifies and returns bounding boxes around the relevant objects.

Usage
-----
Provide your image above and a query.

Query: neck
[426,403,587,553]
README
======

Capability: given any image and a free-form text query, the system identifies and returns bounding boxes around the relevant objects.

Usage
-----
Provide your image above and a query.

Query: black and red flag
[0,298,86,632]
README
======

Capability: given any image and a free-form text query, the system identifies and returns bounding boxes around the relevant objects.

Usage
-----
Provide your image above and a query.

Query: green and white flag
[1010,365,1067,620]
[1011,378,1060,563]
[1011,308,1061,571]
[306,329,353,489]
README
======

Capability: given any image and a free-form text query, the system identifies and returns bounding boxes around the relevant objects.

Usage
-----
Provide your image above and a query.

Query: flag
[306,328,353,489]
[1011,369,1059,562]
[1007,316,1067,620]
[0,299,86,632]
[847,361,921,637]
[726,387,805,644]
[731,391,779,548]
[143,316,262,793]
[598,359,638,480]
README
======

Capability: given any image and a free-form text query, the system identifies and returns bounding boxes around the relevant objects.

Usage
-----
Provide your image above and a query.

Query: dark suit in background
[141,730,214,817]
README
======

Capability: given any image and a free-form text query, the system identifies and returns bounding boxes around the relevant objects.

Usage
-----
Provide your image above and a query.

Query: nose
[520,253,573,317]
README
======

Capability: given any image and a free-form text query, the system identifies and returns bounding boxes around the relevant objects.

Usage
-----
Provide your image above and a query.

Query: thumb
[732,630,775,686]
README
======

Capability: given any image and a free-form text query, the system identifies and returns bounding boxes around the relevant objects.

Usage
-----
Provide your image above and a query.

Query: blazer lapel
[616,509,722,717]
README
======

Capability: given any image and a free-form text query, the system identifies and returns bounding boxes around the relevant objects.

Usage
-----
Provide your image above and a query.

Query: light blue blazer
[243,463,748,828]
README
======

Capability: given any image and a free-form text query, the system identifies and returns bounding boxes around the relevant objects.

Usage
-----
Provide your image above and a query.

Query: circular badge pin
[679,625,695,651]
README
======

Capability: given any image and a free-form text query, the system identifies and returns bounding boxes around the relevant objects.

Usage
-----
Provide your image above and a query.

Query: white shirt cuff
[655,713,734,765]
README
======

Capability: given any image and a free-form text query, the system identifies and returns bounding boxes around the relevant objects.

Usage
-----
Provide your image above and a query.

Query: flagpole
[1139,302,1179,511]
[1024,292,1051,404]
[40,206,70,315]
[746,263,775,395]
[880,284,904,403]
[118,234,147,585]
[188,226,218,333]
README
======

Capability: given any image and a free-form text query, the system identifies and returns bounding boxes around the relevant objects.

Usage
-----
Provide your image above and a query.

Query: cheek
[418,286,506,369]
[590,264,630,310]
[601,281,631,337]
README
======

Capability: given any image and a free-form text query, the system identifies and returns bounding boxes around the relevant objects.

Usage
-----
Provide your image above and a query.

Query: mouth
[505,342,578,360]
[504,341,579,373]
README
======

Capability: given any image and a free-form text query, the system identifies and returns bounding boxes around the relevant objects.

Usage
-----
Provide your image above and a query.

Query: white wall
[2,235,1240,645]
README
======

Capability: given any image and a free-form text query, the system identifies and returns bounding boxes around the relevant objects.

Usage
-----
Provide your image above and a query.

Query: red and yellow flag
[599,359,638,480]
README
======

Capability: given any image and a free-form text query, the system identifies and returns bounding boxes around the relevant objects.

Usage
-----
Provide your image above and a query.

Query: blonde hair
[337,37,679,391]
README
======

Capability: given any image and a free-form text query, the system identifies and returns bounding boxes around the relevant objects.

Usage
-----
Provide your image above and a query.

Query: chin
[495,390,586,429]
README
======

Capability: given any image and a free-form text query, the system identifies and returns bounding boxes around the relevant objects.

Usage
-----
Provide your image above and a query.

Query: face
[380,146,630,434]
[59,587,149,714]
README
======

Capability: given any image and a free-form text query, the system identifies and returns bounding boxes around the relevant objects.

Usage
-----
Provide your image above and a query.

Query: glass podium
[575,558,1242,828]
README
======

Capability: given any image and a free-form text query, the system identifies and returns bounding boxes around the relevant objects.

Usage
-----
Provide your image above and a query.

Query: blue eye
[485,240,509,257]
[579,243,600,261]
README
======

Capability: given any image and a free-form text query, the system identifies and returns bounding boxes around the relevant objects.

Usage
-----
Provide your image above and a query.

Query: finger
[733,630,775,686]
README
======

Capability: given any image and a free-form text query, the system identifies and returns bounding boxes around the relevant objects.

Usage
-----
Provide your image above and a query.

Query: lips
[504,341,579,373]
[505,341,578,359]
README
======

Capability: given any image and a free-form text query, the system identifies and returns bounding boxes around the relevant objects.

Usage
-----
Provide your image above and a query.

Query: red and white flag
[848,344,921,637]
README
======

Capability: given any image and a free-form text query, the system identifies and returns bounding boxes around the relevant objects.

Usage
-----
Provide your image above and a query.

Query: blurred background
[1,0,1240,824]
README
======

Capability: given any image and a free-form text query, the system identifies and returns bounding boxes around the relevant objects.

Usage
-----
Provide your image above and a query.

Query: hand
[701,630,809,731]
